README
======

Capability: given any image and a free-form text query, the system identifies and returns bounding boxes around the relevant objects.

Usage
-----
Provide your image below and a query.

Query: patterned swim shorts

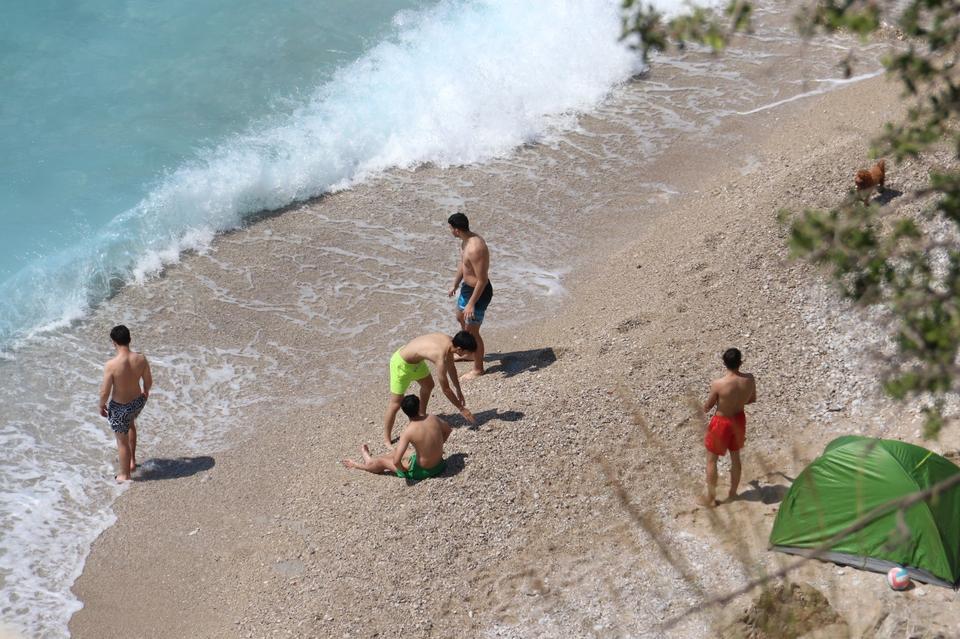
[457,281,493,325]
[108,395,147,434]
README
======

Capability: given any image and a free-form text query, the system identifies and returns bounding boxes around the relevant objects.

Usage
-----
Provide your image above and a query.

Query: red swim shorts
[704,411,746,456]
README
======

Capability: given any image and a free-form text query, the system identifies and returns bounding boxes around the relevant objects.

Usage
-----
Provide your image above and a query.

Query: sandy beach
[66,66,960,639]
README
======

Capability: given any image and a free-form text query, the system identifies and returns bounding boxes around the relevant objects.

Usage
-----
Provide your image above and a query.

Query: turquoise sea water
[0,2,650,635]
[0,0,892,636]
[0,0,423,342]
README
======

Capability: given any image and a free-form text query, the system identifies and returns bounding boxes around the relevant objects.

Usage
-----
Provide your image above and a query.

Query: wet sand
[69,72,960,639]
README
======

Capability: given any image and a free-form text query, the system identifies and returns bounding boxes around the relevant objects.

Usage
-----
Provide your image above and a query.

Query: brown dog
[855,159,885,202]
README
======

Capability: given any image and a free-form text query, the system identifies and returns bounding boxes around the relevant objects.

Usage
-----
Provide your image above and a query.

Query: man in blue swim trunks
[447,212,492,379]
[343,395,451,480]
[98,325,152,483]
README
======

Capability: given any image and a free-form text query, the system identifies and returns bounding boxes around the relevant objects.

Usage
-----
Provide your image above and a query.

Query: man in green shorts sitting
[382,331,477,447]
[342,395,451,480]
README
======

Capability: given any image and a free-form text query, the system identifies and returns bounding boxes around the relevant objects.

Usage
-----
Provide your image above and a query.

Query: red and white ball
[887,566,911,590]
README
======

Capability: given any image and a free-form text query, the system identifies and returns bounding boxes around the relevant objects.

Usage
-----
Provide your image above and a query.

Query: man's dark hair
[110,325,131,346]
[452,330,477,352]
[448,212,470,232]
[401,395,420,418]
[722,348,742,370]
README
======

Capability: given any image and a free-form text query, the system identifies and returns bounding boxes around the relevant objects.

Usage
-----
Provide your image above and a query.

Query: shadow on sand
[484,347,557,378]
[739,479,789,505]
[444,408,525,429]
[404,452,468,485]
[134,456,215,481]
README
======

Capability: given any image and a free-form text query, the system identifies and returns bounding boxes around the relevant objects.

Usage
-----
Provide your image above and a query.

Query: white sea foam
[0,0,662,344]
[0,411,124,638]
[735,70,885,115]
[0,623,27,639]
[0,1,883,637]
[0,329,281,638]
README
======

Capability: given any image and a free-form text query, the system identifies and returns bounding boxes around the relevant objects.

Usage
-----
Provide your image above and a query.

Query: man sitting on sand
[701,347,756,506]
[98,325,152,483]
[383,331,477,447]
[344,395,451,480]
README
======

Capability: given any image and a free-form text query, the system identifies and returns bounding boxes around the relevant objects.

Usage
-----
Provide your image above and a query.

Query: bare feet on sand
[342,445,374,470]
[115,474,131,483]
[698,494,720,508]
[460,369,484,380]
[698,492,738,507]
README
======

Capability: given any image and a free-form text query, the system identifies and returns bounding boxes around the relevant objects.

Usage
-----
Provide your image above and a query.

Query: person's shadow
[445,408,525,429]
[484,348,557,378]
[738,479,789,504]
[403,452,468,485]
[134,456,215,481]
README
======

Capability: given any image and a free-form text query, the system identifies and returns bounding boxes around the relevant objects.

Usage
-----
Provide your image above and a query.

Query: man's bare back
[706,371,756,417]
[103,351,150,404]
[400,414,448,470]
[398,333,453,367]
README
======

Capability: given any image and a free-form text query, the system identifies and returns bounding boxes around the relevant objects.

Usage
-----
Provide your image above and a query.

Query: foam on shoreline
[3,2,897,637]
[0,0,643,345]
[68,70,937,639]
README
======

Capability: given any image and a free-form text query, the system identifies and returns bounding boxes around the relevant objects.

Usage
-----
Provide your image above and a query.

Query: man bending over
[383,331,478,447]
[344,395,452,480]
[701,347,756,506]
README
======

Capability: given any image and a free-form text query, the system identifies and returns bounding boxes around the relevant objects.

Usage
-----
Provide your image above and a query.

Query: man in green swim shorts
[342,395,451,480]
[382,331,478,447]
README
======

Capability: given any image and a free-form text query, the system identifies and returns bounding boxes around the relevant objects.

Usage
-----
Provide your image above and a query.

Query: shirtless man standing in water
[701,348,756,506]
[447,212,492,379]
[98,325,152,482]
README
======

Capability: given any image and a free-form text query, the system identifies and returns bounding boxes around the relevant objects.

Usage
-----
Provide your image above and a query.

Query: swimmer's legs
[115,431,132,482]
[342,444,398,475]
[383,393,403,447]
[418,375,434,416]
[129,421,138,472]
[728,450,742,501]
[460,322,484,379]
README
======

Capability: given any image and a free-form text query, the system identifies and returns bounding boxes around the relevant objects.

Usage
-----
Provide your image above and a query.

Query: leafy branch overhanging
[623,0,960,437]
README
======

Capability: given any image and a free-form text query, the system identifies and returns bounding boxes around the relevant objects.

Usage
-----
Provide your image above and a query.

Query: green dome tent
[769,436,960,589]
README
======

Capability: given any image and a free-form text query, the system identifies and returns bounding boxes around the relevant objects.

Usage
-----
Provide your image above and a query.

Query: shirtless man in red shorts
[701,348,756,506]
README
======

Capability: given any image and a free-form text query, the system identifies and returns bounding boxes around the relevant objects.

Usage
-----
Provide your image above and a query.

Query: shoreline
[69,71,960,639]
